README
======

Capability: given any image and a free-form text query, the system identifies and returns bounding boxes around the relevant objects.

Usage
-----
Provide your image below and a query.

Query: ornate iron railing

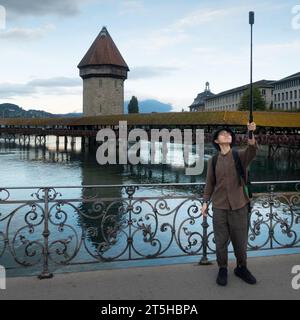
[0,181,299,278]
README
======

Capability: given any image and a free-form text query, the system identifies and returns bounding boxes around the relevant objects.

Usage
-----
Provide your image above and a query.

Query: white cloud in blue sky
[0,0,299,113]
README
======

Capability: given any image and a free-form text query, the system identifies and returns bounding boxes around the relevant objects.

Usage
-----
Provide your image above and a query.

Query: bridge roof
[0,111,299,128]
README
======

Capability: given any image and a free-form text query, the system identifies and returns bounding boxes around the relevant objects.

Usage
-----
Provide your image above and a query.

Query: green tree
[128,96,139,114]
[238,86,266,111]
[269,101,273,110]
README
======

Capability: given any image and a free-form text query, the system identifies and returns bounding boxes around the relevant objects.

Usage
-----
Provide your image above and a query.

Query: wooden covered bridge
[0,111,299,157]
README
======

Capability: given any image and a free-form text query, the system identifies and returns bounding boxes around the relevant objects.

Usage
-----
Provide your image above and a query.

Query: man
[202,122,258,286]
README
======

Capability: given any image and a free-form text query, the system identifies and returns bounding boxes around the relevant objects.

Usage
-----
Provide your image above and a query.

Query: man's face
[215,130,232,146]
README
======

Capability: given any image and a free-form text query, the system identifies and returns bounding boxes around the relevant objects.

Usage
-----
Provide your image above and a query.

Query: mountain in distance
[0,103,83,118]
[0,99,173,119]
[124,99,173,113]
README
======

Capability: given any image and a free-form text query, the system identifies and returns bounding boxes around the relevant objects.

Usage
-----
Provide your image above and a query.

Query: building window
[286,92,288,100]
[99,79,102,88]
[282,93,284,101]
[290,91,293,99]
[262,89,266,95]
[295,90,297,99]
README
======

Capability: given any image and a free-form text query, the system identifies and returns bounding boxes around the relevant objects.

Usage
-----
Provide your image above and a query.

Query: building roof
[206,80,275,100]
[189,83,215,109]
[276,72,300,83]
[189,91,215,109]
[78,27,129,70]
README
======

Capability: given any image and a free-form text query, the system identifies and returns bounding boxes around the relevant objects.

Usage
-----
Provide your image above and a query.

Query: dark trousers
[212,204,250,268]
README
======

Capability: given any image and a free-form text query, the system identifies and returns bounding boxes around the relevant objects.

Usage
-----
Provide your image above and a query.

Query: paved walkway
[1,254,300,300]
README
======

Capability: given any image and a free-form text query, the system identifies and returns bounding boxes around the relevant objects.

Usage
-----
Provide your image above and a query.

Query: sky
[0,0,299,113]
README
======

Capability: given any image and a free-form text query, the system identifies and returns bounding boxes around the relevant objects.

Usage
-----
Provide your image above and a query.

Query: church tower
[78,27,129,116]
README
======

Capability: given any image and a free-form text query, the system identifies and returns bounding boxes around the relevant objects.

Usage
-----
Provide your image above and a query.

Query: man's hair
[212,127,236,151]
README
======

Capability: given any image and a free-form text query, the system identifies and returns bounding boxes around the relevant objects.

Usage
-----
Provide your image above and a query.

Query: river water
[0,136,299,276]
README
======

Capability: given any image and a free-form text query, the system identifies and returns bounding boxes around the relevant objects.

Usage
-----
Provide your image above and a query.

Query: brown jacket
[203,142,258,210]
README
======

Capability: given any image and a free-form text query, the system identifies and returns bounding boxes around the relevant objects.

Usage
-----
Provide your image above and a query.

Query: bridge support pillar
[81,137,90,151]
[64,136,68,151]
[89,137,96,148]
[268,144,271,158]
[70,137,76,151]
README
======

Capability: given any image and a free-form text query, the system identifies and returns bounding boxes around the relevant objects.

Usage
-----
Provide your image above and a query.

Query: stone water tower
[78,27,129,116]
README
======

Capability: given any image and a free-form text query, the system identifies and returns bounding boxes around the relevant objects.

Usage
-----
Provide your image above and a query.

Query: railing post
[268,184,275,250]
[38,188,53,279]
[199,204,213,265]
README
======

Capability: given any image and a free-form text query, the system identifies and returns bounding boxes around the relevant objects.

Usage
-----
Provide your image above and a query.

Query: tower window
[99,79,102,88]
[99,104,102,113]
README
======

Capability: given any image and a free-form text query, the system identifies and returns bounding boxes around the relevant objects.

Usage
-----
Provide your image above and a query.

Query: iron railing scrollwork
[0,181,299,279]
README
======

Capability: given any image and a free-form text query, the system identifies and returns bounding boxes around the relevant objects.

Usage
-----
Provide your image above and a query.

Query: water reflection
[0,135,299,187]
[0,136,300,275]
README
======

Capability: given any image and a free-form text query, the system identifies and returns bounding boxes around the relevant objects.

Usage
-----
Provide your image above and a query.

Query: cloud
[256,40,300,54]
[118,0,144,15]
[0,0,87,18]
[253,40,300,77]
[129,5,242,53]
[28,77,81,87]
[126,31,191,54]
[168,7,237,32]
[165,2,290,34]
[0,77,81,98]
[129,66,179,80]
[0,83,36,98]
[0,24,55,40]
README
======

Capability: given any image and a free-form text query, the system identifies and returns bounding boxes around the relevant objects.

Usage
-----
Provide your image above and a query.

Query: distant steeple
[205,82,210,92]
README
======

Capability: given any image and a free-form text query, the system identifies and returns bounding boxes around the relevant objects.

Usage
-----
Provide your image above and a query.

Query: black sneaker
[216,268,228,286]
[234,266,257,285]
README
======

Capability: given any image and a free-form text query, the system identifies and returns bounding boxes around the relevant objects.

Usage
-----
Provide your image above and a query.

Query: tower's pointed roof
[78,27,129,70]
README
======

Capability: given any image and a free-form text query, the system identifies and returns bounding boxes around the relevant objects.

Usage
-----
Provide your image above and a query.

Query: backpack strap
[232,149,246,186]
[212,154,218,185]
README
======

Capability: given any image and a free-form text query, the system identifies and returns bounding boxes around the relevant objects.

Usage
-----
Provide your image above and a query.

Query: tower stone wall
[78,27,129,116]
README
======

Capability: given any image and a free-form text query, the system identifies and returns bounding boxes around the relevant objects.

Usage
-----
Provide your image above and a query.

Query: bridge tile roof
[0,111,299,128]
